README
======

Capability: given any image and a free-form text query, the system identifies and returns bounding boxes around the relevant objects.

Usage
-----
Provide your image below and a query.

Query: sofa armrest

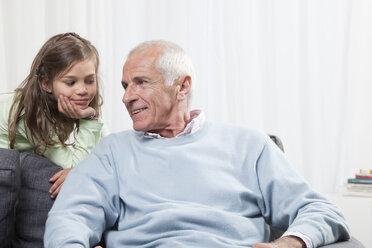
[269,227,365,248]
[12,152,62,248]
[0,148,21,247]
[319,237,365,248]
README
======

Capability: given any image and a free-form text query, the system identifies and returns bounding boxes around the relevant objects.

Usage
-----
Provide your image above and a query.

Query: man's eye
[121,82,128,90]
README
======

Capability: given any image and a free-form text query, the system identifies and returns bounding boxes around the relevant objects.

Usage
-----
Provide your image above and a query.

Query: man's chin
[132,123,149,132]
[133,127,146,132]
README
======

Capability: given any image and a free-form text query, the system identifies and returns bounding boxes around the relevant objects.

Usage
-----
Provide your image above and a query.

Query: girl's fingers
[58,95,70,116]
[49,168,71,198]
[63,97,77,117]
[57,95,65,114]
[58,96,78,119]
[58,95,95,119]
[50,182,64,199]
[49,170,63,182]
[67,99,95,119]
[69,101,81,115]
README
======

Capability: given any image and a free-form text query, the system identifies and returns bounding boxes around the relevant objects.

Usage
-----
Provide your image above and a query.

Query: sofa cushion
[0,148,21,248]
[12,152,62,248]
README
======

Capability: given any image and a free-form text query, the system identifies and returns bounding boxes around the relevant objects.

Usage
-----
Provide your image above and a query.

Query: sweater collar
[143,110,205,139]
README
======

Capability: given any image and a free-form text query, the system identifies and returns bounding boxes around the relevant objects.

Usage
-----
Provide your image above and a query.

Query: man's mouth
[131,108,147,115]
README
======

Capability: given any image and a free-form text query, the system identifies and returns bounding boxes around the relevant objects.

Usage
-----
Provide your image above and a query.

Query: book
[345,183,372,192]
[347,178,372,184]
[343,182,372,198]
[343,191,372,197]
[355,174,372,180]
[346,183,372,189]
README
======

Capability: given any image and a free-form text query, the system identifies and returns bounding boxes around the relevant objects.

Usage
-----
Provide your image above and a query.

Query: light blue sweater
[44,122,350,247]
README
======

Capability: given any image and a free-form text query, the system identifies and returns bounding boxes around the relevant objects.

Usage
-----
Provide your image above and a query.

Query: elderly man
[44,40,350,248]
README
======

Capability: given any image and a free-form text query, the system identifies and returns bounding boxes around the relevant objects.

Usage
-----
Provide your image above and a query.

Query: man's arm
[254,136,350,247]
[44,139,120,247]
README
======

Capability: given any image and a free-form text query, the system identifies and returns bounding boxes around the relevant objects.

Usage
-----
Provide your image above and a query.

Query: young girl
[0,32,108,198]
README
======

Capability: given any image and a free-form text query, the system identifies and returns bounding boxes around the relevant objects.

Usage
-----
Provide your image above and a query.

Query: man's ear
[176,76,191,101]
[41,80,52,93]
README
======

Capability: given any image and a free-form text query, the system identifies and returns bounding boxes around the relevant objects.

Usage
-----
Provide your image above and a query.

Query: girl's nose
[76,82,88,94]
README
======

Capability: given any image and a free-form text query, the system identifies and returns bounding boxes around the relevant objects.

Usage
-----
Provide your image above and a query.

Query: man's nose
[122,84,136,104]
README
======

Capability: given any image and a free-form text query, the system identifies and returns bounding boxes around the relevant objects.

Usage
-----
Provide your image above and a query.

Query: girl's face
[43,59,97,110]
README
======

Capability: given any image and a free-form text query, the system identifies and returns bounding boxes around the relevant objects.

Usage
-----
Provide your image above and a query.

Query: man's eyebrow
[121,76,153,88]
[133,76,151,82]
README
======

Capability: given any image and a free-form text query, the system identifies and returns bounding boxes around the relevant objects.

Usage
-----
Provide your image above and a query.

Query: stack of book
[344,170,372,197]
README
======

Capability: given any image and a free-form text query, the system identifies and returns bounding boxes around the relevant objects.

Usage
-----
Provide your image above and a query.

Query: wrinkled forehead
[122,49,161,81]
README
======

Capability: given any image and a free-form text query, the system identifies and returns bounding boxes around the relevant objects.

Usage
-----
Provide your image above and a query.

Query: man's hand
[49,168,72,199]
[58,95,96,119]
[253,236,306,248]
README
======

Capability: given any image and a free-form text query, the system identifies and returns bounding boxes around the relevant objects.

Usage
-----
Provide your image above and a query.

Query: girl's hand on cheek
[58,95,96,119]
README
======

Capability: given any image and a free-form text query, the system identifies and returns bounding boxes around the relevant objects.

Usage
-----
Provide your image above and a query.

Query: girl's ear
[41,80,52,93]
[176,76,191,101]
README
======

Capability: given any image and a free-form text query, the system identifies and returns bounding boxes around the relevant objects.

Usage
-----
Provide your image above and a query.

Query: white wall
[1,0,372,194]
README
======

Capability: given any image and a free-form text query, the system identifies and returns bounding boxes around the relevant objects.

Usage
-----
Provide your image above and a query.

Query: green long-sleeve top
[0,92,109,169]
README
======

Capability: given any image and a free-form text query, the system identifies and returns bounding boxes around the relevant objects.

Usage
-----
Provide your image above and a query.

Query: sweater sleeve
[44,138,120,247]
[43,119,109,169]
[255,136,350,247]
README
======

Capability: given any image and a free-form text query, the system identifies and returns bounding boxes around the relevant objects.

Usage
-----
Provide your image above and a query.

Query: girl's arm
[43,119,108,168]
[46,119,109,198]
[46,95,109,167]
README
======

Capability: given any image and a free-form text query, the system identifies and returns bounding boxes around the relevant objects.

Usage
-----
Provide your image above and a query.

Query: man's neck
[148,111,191,138]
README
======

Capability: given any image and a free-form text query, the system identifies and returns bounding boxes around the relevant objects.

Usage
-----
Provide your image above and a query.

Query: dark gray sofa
[0,148,62,248]
[0,147,365,248]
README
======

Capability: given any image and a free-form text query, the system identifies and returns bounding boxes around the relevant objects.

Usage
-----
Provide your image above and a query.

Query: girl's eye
[65,81,75,86]
[86,79,96,84]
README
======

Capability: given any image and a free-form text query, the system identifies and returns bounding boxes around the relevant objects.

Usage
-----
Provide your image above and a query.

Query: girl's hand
[49,168,72,199]
[58,95,96,119]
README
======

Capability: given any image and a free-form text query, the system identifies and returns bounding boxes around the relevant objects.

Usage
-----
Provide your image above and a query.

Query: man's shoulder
[208,121,267,139]
[205,121,269,149]
[91,129,139,152]
[99,129,138,144]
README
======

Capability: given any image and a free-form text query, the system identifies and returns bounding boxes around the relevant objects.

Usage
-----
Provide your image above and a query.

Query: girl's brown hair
[8,32,102,155]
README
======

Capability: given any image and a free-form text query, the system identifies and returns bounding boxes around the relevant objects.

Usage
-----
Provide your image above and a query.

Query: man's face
[121,48,178,133]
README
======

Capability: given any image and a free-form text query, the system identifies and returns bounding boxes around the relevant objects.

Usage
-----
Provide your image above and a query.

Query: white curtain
[1,0,371,194]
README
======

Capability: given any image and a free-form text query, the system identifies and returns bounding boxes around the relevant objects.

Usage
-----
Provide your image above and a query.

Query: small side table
[325,194,372,248]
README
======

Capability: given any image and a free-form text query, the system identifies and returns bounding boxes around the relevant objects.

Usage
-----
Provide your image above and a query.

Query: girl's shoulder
[0,92,15,103]
[0,92,16,115]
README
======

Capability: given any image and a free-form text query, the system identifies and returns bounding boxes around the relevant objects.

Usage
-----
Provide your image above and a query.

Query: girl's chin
[75,104,90,109]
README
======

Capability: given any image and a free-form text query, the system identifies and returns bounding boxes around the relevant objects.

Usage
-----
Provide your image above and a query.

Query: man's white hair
[128,40,195,102]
